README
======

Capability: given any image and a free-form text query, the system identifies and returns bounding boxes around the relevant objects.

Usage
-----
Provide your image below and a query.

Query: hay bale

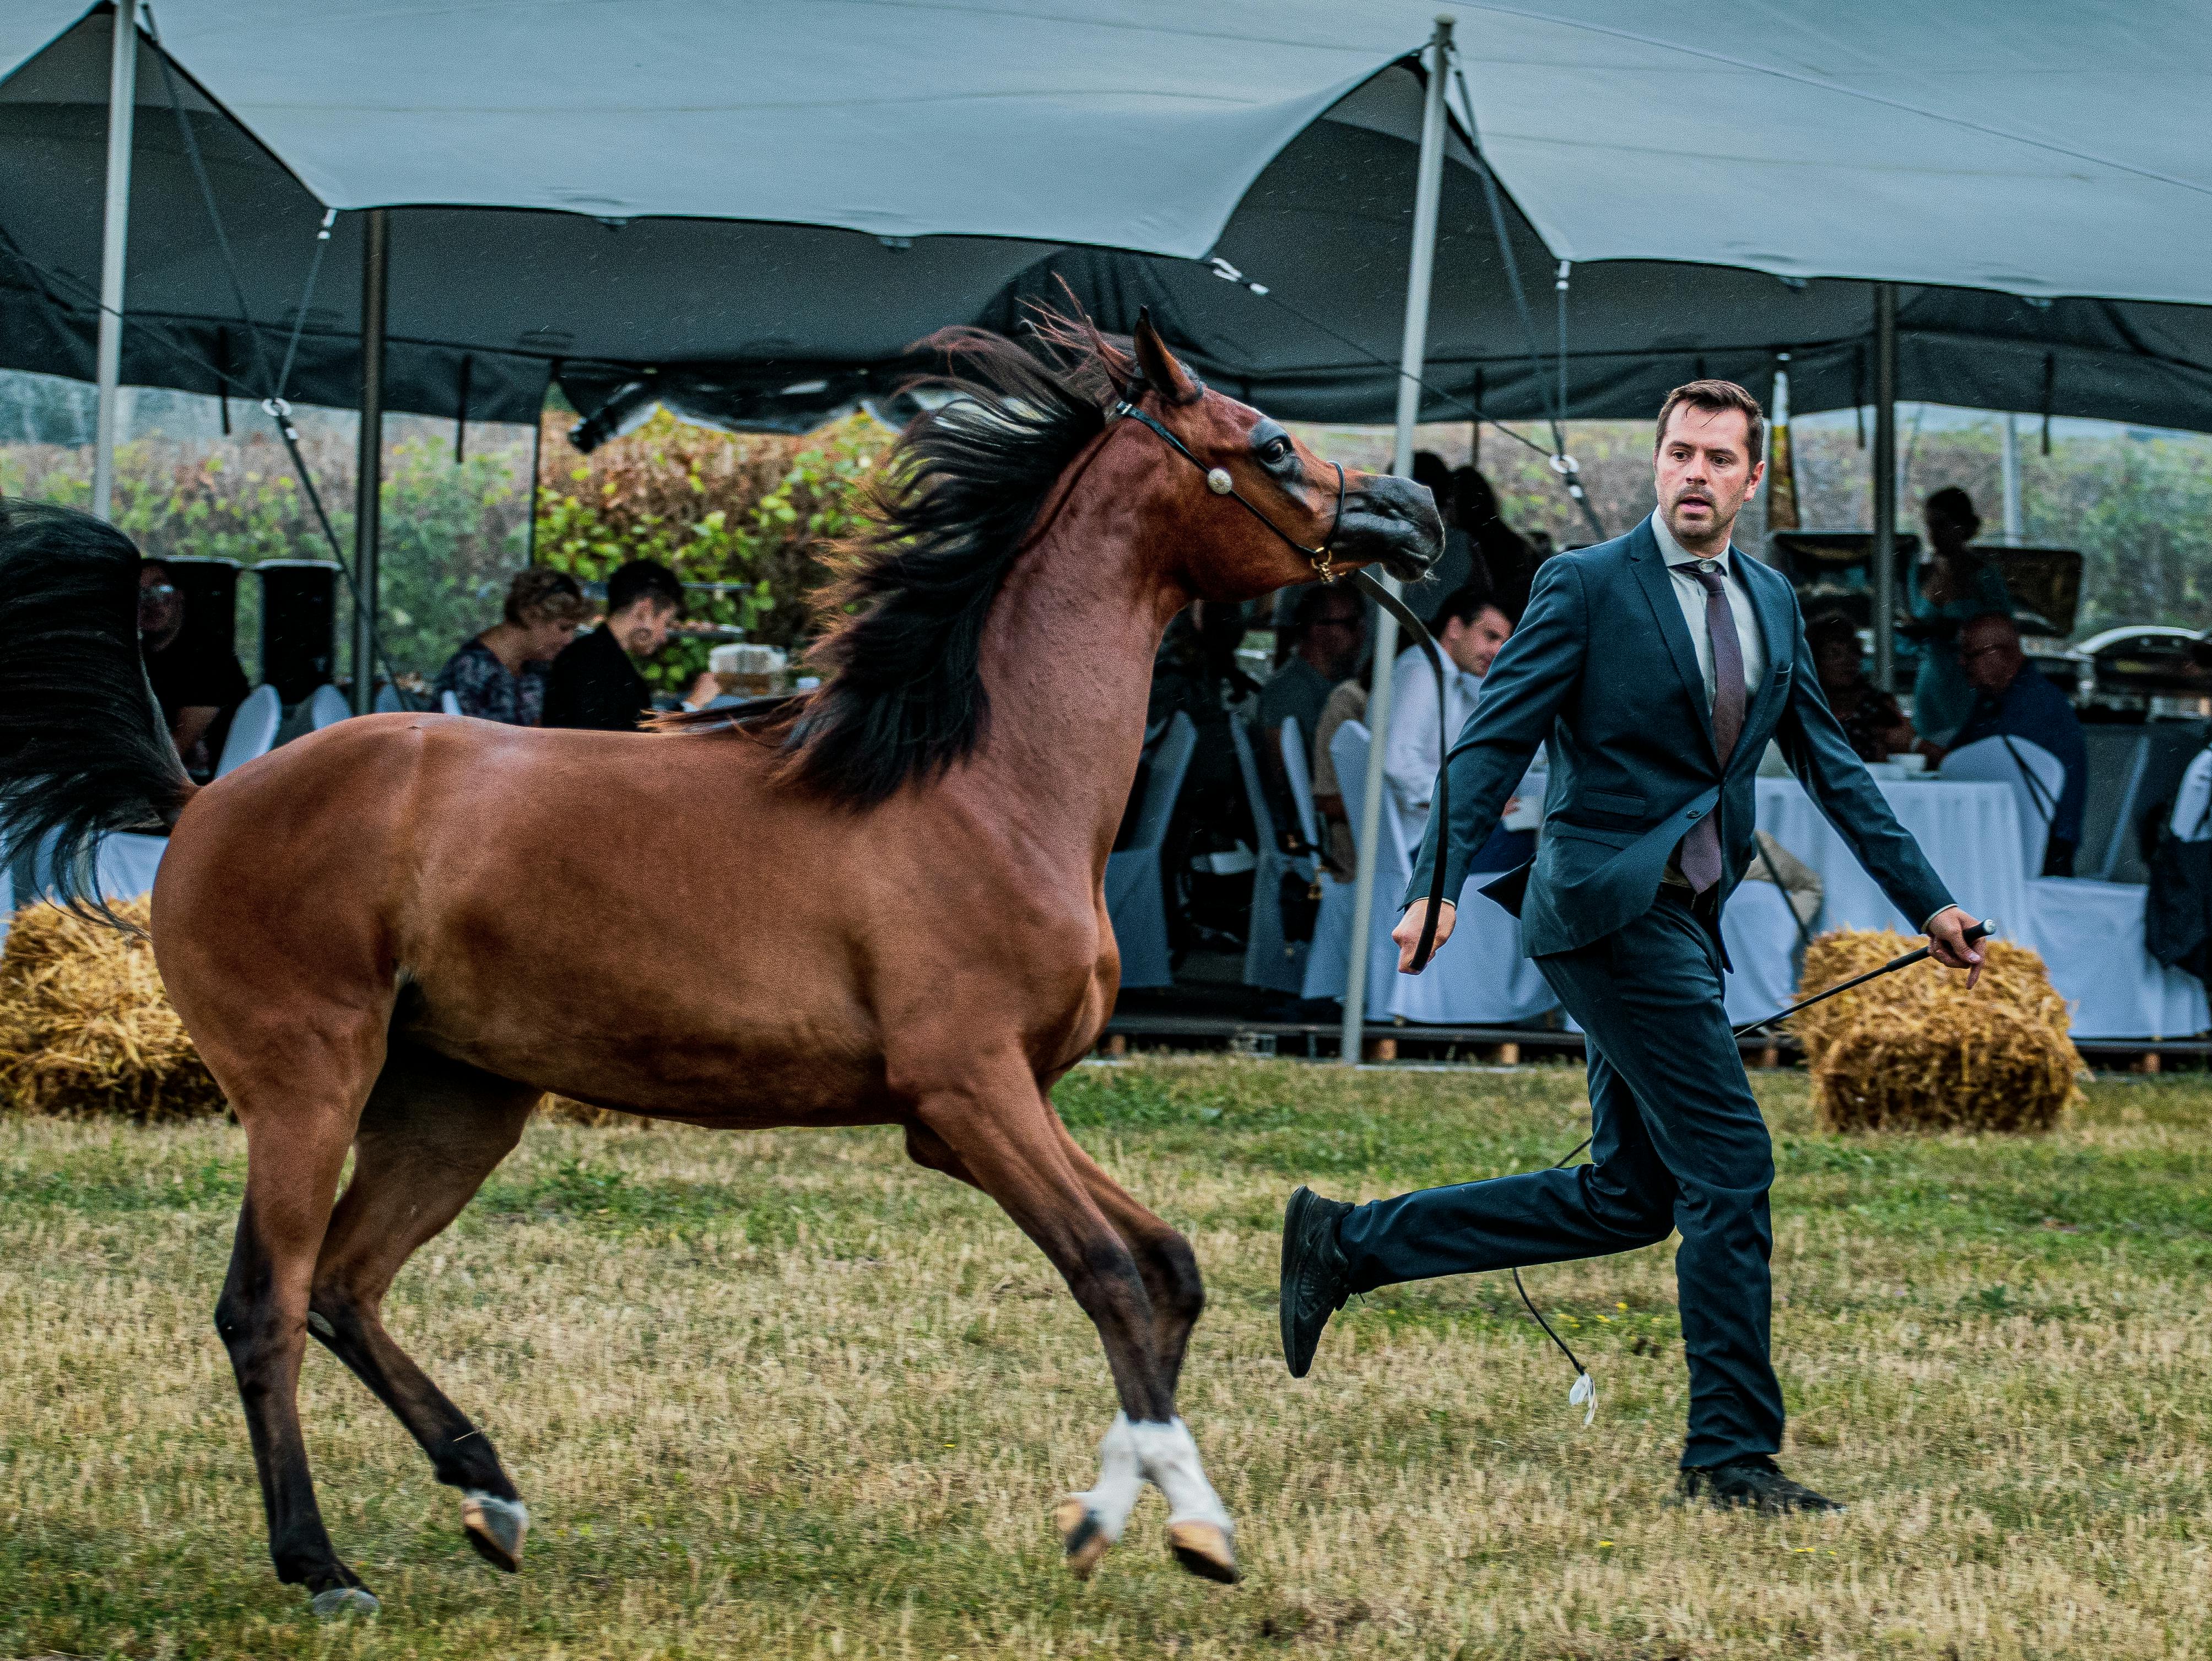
[1791,927,2080,1134]
[0,900,227,1120]
[538,1095,641,1127]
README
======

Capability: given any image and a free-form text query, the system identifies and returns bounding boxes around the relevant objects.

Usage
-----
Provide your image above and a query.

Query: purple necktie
[1678,563,1745,894]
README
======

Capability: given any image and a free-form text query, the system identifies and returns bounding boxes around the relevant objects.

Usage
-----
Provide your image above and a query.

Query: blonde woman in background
[432,567,588,725]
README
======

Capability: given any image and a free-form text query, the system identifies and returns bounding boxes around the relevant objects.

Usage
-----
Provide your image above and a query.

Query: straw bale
[0,900,228,1119]
[1791,927,2080,1134]
[539,1096,645,1127]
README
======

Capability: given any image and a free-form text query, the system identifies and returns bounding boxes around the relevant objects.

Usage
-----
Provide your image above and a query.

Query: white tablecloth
[2023,877,2209,1038]
[1756,775,2206,1037]
[1754,776,2029,939]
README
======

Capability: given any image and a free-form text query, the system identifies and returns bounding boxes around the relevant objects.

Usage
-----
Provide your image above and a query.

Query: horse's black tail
[0,499,194,920]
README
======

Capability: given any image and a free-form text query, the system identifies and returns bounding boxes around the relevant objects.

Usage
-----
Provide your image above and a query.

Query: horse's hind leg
[212,1051,383,1615]
[309,1045,540,1573]
[909,1056,1235,1584]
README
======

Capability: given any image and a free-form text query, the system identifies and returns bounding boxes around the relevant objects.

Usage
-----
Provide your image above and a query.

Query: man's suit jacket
[1404,516,1955,959]
[542,623,652,732]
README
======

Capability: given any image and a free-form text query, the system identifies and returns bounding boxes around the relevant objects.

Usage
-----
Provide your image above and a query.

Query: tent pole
[1871,283,1898,692]
[523,404,544,565]
[1342,13,1453,1065]
[90,1,139,524]
[2002,410,2022,544]
[351,208,389,714]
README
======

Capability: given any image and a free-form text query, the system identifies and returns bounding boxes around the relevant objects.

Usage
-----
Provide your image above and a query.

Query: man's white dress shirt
[1649,506,1765,706]
[1383,644,1480,818]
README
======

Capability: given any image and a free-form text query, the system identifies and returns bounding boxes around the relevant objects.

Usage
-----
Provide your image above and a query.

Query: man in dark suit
[542,558,710,731]
[1279,381,1987,1514]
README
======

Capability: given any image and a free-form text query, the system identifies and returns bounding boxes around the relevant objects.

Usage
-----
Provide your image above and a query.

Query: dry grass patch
[2,1058,2208,1659]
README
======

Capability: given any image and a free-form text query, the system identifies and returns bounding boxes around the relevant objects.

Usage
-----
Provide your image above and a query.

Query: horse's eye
[1261,437,1291,465]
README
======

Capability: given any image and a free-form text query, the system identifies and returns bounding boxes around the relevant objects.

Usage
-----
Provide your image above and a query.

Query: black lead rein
[1113,399,1458,971]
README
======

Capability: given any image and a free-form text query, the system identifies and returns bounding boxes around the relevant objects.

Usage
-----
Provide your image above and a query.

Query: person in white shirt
[1383,585,1539,870]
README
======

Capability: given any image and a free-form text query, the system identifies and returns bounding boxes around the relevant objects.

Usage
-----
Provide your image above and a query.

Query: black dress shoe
[1279,1186,1354,1378]
[1678,1455,1845,1514]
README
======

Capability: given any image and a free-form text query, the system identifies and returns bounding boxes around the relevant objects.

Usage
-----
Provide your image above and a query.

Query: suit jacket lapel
[1626,519,1717,758]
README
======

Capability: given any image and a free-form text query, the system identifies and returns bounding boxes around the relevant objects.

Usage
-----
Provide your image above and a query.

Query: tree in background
[530,407,885,690]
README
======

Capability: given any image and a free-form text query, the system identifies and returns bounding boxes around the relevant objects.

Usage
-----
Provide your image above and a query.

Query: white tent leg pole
[1870,283,1899,694]
[90,2,140,524]
[2002,410,2022,544]
[351,208,390,714]
[1342,13,1453,1064]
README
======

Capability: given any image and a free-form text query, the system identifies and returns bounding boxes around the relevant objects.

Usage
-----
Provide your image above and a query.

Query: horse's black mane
[721,312,1134,808]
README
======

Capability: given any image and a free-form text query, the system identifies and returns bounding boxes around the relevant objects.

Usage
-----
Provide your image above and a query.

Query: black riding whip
[1732,919,1994,1039]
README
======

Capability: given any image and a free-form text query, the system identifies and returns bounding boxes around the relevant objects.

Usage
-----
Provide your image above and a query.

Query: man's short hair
[1410,450,1453,504]
[1655,380,1766,465]
[1804,611,1860,651]
[1926,485,1982,537]
[1434,583,1508,631]
[502,565,586,627]
[605,558,684,617]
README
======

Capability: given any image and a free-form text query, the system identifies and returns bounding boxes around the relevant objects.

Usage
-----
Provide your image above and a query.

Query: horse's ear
[1132,308,1201,406]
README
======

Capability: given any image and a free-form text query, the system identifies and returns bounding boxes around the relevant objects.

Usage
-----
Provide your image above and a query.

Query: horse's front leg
[907,1054,1235,1584]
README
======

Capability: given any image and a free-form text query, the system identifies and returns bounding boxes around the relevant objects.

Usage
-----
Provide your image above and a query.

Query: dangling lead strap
[1349,570,1455,973]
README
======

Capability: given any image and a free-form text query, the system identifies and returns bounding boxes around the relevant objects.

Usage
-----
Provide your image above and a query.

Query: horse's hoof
[310,1586,381,1619]
[462,1490,529,1573]
[1167,1519,1240,1584]
[1054,1497,1112,1581]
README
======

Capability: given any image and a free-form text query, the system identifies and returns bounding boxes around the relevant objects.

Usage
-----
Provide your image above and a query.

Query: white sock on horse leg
[1068,1412,1144,1542]
[1128,1417,1232,1533]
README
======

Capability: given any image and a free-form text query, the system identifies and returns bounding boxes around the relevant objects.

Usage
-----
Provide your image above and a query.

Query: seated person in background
[138,558,247,778]
[433,567,587,725]
[1382,584,1534,871]
[1903,486,2011,745]
[1930,612,2087,876]
[1456,467,1537,622]
[1309,655,1371,877]
[542,558,718,731]
[1405,452,1470,621]
[1806,611,1916,763]
[1255,586,1364,836]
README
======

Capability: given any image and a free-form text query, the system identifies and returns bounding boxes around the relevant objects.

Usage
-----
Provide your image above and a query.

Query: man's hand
[1392,899,1456,973]
[683,670,723,710]
[1926,905,1985,989]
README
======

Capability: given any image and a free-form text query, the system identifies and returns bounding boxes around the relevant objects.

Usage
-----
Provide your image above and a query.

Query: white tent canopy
[7,0,2209,302]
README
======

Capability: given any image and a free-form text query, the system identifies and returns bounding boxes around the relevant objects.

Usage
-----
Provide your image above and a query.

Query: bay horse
[0,311,1438,1616]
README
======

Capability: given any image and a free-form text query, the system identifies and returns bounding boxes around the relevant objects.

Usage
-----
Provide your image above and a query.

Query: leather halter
[1111,395,1458,973]
[1112,400,1346,583]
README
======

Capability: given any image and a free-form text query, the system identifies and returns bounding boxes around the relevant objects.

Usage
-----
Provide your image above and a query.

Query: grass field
[4,1057,2210,1659]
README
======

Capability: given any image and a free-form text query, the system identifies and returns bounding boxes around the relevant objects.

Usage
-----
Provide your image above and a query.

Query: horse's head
[1121,312,1442,602]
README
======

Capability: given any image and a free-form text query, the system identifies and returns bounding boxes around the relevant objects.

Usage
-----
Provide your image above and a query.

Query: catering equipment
[252,560,339,704]
[158,556,242,660]
[2074,625,2212,719]
[1768,532,2084,694]
[710,640,789,696]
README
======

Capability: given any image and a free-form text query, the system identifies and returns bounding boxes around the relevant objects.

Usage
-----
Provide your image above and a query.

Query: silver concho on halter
[1206,468,1233,494]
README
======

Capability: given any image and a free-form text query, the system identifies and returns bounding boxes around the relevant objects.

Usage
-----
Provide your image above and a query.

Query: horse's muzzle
[1335,473,1444,583]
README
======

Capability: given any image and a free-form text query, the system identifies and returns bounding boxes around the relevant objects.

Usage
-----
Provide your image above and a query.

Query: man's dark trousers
[1335,888,1780,1468]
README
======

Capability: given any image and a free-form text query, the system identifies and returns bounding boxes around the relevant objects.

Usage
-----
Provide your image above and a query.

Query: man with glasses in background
[138,558,247,778]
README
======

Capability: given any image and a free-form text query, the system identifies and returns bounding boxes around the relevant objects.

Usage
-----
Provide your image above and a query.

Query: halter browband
[1112,393,1456,973]
[1111,400,1346,583]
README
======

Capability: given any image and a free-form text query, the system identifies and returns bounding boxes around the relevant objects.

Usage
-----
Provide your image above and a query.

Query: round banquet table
[1753,776,2027,938]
